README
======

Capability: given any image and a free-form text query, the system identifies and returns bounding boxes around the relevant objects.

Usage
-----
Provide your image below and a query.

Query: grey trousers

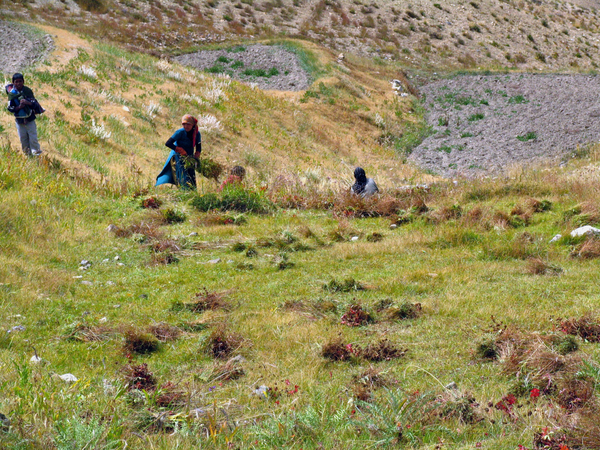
[15,119,41,156]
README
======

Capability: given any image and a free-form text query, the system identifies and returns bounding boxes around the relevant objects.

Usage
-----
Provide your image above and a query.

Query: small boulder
[570,226,600,238]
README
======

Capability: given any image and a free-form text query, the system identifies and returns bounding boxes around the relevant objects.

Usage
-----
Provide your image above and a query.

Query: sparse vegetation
[4,3,600,450]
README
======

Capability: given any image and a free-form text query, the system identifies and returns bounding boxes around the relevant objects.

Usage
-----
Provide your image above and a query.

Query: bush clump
[323,278,365,293]
[387,302,423,320]
[341,304,374,327]
[560,314,600,342]
[190,187,274,214]
[123,329,160,355]
[186,288,230,312]
[321,337,356,361]
[361,339,406,361]
[161,208,187,224]
[122,363,157,391]
[206,326,243,359]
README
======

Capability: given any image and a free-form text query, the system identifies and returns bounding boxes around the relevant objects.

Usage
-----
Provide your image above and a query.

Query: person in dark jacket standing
[156,114,202,189]
[351,167,379,197]
[6,73,44,157]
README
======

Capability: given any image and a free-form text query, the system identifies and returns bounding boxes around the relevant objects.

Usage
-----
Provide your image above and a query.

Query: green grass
[517,131,537,141]
[3,26,600,450]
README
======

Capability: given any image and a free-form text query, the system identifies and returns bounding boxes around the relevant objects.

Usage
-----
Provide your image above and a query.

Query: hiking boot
[32,149,42,156]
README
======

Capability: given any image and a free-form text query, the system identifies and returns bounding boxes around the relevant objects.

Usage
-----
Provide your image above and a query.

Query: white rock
[253,385,269,399]
[30,355,42,364]
[549,234,562,243]
[59,373,78,382]
[570,226,600,237]
[351,236,359,241]
[189,232,198,237]
[99,317,108,323]
[122,106,130,112]
[208,258,221,264]
[114,255,120,261]
[81,281,93,286]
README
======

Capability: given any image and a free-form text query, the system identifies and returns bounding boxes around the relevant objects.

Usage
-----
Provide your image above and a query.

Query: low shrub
[361,339,406,361]
[323,278,365,293]
[123,328,160,355]
[206,326,244,359]
[186,288,230,312]
[161,208,187,224]
[122,363,157,391]
[148,322,182,342]
[341,304,374,327]
[560,314,600,342]
[321,337,355,361]
[190,186,274,214]
[387,302,422,320]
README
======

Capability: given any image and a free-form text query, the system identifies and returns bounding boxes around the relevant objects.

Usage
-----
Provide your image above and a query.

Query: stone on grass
[571,226,600,237]
[30,355,42,364]
[58,373,78,382]
[550,234,562,243]
[208,258,221,264]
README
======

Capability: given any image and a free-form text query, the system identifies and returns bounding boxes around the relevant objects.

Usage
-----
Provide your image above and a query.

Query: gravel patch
[0,21,53,77]
[411,73,600,178]
[173,44,311,91]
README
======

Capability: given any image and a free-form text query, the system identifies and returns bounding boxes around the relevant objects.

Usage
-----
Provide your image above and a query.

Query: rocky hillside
[4,0,600,72]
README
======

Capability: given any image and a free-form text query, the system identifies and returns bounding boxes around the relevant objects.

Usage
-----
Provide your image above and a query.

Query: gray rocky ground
[0,22,53,78]
[411,74,600,178]
[174,44,311,91]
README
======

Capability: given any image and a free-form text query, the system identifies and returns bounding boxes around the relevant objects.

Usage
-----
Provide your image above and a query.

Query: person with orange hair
[156,114,202,189]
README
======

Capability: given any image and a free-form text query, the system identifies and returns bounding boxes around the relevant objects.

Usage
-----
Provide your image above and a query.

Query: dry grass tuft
[141,196,162,209]
[63,322,114,342]
[207,325,244,359]
[187,288,231,312]
[525,197,552,213]
[565,404,600,449]
[148,322,182,342]
[575,237,600,259]
[560,314,600,342]
[110,221,164,240]
[361,339,406,361]
[155,382,185,408]
[525,257,563,275]
[556,376,595,411]
[428,204,462,224]
[333,192,408,218]
[439,392,480,424]
[210,355,246,382]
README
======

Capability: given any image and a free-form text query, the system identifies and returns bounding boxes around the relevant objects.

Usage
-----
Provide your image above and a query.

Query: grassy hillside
[3,21,600,450]
[7,0,600,72]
